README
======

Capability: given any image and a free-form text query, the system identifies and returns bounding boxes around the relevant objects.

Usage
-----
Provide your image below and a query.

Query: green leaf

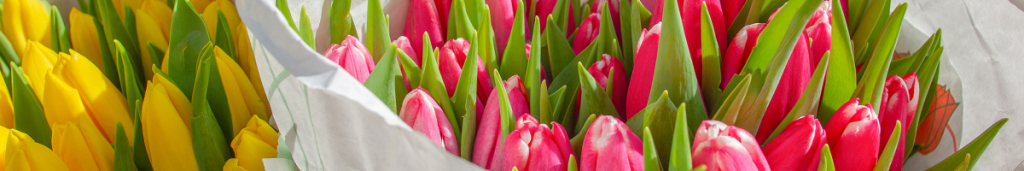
[191,102,231,171]
[853,4,906,111]
[298,6,316,51]
[419,33,462,139]
[952,154,970,171]
[617,0,636,77]
[643,91,678,169]
[276,0,297,31]
[538,80,552,123]
[764,53,829,144]
[132,101,153,170]
[648,0,708,135]
[446,0,477,40]
[398,50,422,89]
[454,34,481,120]
[851,0,890,64]
[888,30,941,77]
[668,103,693,171]
[148,43,166,70]
[215,11,237,61]
[477,8,499,75]
[727,0,754,39]
[527,18,546,120]
[908,46,943,158]
[365,0,391,61]
[551,0,573,34]
[699,3,723,113]
[168,0,212,99]
[99,0,144,89]
[874,121,901,171]
[50,6,71,53]
[544,17,576,77]
[817,0,858,125]
[492,70,515,137]
[712,74,752,125]
[926,118,1008,171]
[567,155,579,171]
[460,98,478,160]
[548,86,567,124]
[0,32,21,65]
[576,62,620,124]
[364,44,404,113]
[192,43,235,142]
[330,0,355,44]
[113,40,144,118]
[10,64,50,148]
[595,5,622,59]
[569,114,597,152]
[643,127,664,171]
[113,122,139,171]
[819,144,835,171]
[500,0,528,80]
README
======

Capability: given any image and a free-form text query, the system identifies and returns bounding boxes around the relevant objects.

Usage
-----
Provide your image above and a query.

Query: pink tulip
[877,74,918,171]
[591,0,621,40]
[754,31,812,143]
[763,115,826,171]
[720,23,765,89]
[474,75,531,170]
[581,115,643,171]
[503,115,575,171]
[487,0,518,56]
[805,1,832,68]
[625,23,661,118]
[577,54,627,118]
[650,0,727,85]
[720,0,746,28]
[405,0,445,58]
[693,120,771,171]
[572,13,601,55]
[400,88,460,155]
[528,0,577,36]
[434,0,452,33]
[394,36,421,65]
[437,38,491,114]
[324,36,375,83]
[824,98,880,171]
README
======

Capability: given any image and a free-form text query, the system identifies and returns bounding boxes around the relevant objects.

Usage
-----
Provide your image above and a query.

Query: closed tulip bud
[763,116,826,171]
[229,116,279,171]
[215,47,270,134]
[487,0,518,55]
[503,115,574,171]
[576,54,627,118]
[755,32,811,142]
[650,0,726,84]
[2,0,50,57]
[877,74,917,171]
[529,0,576,34]
[474,75,530,170]
[805,2,831,68]
[233,23,272,115]
[6,128,71,171]
[824,98,880,171]
[324,36,376,83]
[720,23,765,89]
[626,23,661,117]
[401,88,460,155]
[69,9,105,70]
[142,70,199,170]
[693,120,771,171]
[572,13,601,55]
[51,116,114,171]
[21,41,57,98]
[581,115,643,171]
[42,67,90,127]
[59,50,136,143]
[405,0,445,58]
[136,0,174,79]
[436,38,494,104]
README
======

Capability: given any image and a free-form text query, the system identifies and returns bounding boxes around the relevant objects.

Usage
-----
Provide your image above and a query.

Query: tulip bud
[474,75,530,170]
[626,23,661,117]
[394,36,421,65]
[572,13,601,55]
[229,116,279,171]
[215,47,270,134]
[877,74,917,171]
[141,71,199,170]
[649,0,727,84]
[135,0,174,80]
[824,98,880,171]
[436,38,494,107]
[763,116,826,171]
[805,2,831,68]
[405,0,445,58]
[60,50,137,143]
[51,116,114,171]
[755,32,812,142]
[2,0,50,57]
[529,0,576,34]
[6,128,71,171]
[693,120,771,171]
[720,23,764,89]
[487,0,518,55]
[69,9,105,70]
[576,54,627,118]
[324,36,376,83]
[581,115,643,171]
[401,88,460,155]
[502,115,574,171]
[21,41,57,98]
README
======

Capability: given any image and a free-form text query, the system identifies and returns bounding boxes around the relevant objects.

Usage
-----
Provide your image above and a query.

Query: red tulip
[400,88,460,155]
[577,54,627,117]
[572,13,601,55]
[503,115,574,171]
[877,74,918,171]
[581,115,643,171]
[754,32,812,143]
[824,98,880,171]
[650,0,727,85]
[763,116,827,171]
[625,23,661,118]
[528,0,576,35]
[591,0,622,40]
[805,1,832,68]
[693,120,771,171]
[405,0,445,58]
[324,36,375,83]
[720,0,746,28]
[474,75,531,170]
[720,23,765,89]
[487,0,518,56]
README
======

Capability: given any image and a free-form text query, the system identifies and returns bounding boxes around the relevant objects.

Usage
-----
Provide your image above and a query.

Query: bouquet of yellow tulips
[0,0,277,170]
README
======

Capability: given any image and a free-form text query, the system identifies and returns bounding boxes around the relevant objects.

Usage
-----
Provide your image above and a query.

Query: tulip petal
[141,83,199,170]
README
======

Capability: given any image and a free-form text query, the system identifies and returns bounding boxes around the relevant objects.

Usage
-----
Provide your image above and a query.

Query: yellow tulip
[134,0,173,80]
[215,47,268,134]
[203,0,242,42]
[153,70,194,129]
[222,158,249,171]
[0,70,13,128]
[2,0,50,56]
[5,128,71,171]
[21,41,57,98]
[234,23,272,115]
[229,116,278,171]
[51,116,114,171]
[58,50,134,143]
[69,8,105,71]
[42,67,89,126]
[192,0,217,16]
[141,80,198,171]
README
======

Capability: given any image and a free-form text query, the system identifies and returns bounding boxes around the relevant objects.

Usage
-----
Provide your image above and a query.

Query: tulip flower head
[572,13,601,55]
[324,36,376,83]
[406,0,445,58]
[58,51,137,143]
[401,88,460,155]
[580,115,643,171]
[2,0,50,57]
[51,116,114,171]
[626,23,661,117]
[141,72,199,170]
[394,36,421,65]
[229,116,279,171]
[763,116,826,171]
[692,120,771,171]
[577,54,627,118]
[215,47,270,134]
[6,129,71,171]
[720,23,765,89]
[69,9,105,70]
[475,75,530,170]
[824,98,880,171]
[755,32,812,142]
[502,115,574,171]
[877,74,918,171]
[487,0,519,55]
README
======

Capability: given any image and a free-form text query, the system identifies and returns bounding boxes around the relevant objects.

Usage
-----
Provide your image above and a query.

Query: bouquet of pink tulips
[282,0,1011,169]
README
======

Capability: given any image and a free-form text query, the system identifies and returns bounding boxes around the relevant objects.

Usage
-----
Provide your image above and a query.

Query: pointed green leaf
[765,54,830,144]
[99,0,144,88]
[10,64,50,148]
[648,0,708,134]
[851,0,890,64]
[114,40,144,117]
[643,127,664,171]
[548,86,567,124]
[500,0,528,79]
[908,46,943,158]
[527,18,546,120]
[148,43,166,70]
[538,80,552,123]
[551,0,573,34]
[853,4,906,111]
[132,100,153,170]
[276,0,297,31]
[568,155,579,171]
[364,44,403,113]
[330,0,355,44]
[454,34,481,120]
[668,103,693,171]
[50,6,71,53]
[191,102,231,171]
[817,0,858,125]
[617,0,635,76]
[699,2,723,113]
[365,0,391,61]
[713,74,752,125]
[888,30,941,77]
[398,49,422,89]
[576,62,620,122]
[114,122,139,171]
[595,5,622,59]
[569,114,597,152]
[0,32,21,66]
[419,33,462,138]
[215,11,237,61]
[643,91,678,169]
[952,154,970,171]
[492,70,515,137]
[446,0,477,40]
[927,118,1008,171]
[478,8,499,75]
[874,121,901,171]
[819,144,835,171]
[544,17,575,77]
[727,0,754,39]
[297,6,316,51]
[460,98,478,160]
[168,0,212,99]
